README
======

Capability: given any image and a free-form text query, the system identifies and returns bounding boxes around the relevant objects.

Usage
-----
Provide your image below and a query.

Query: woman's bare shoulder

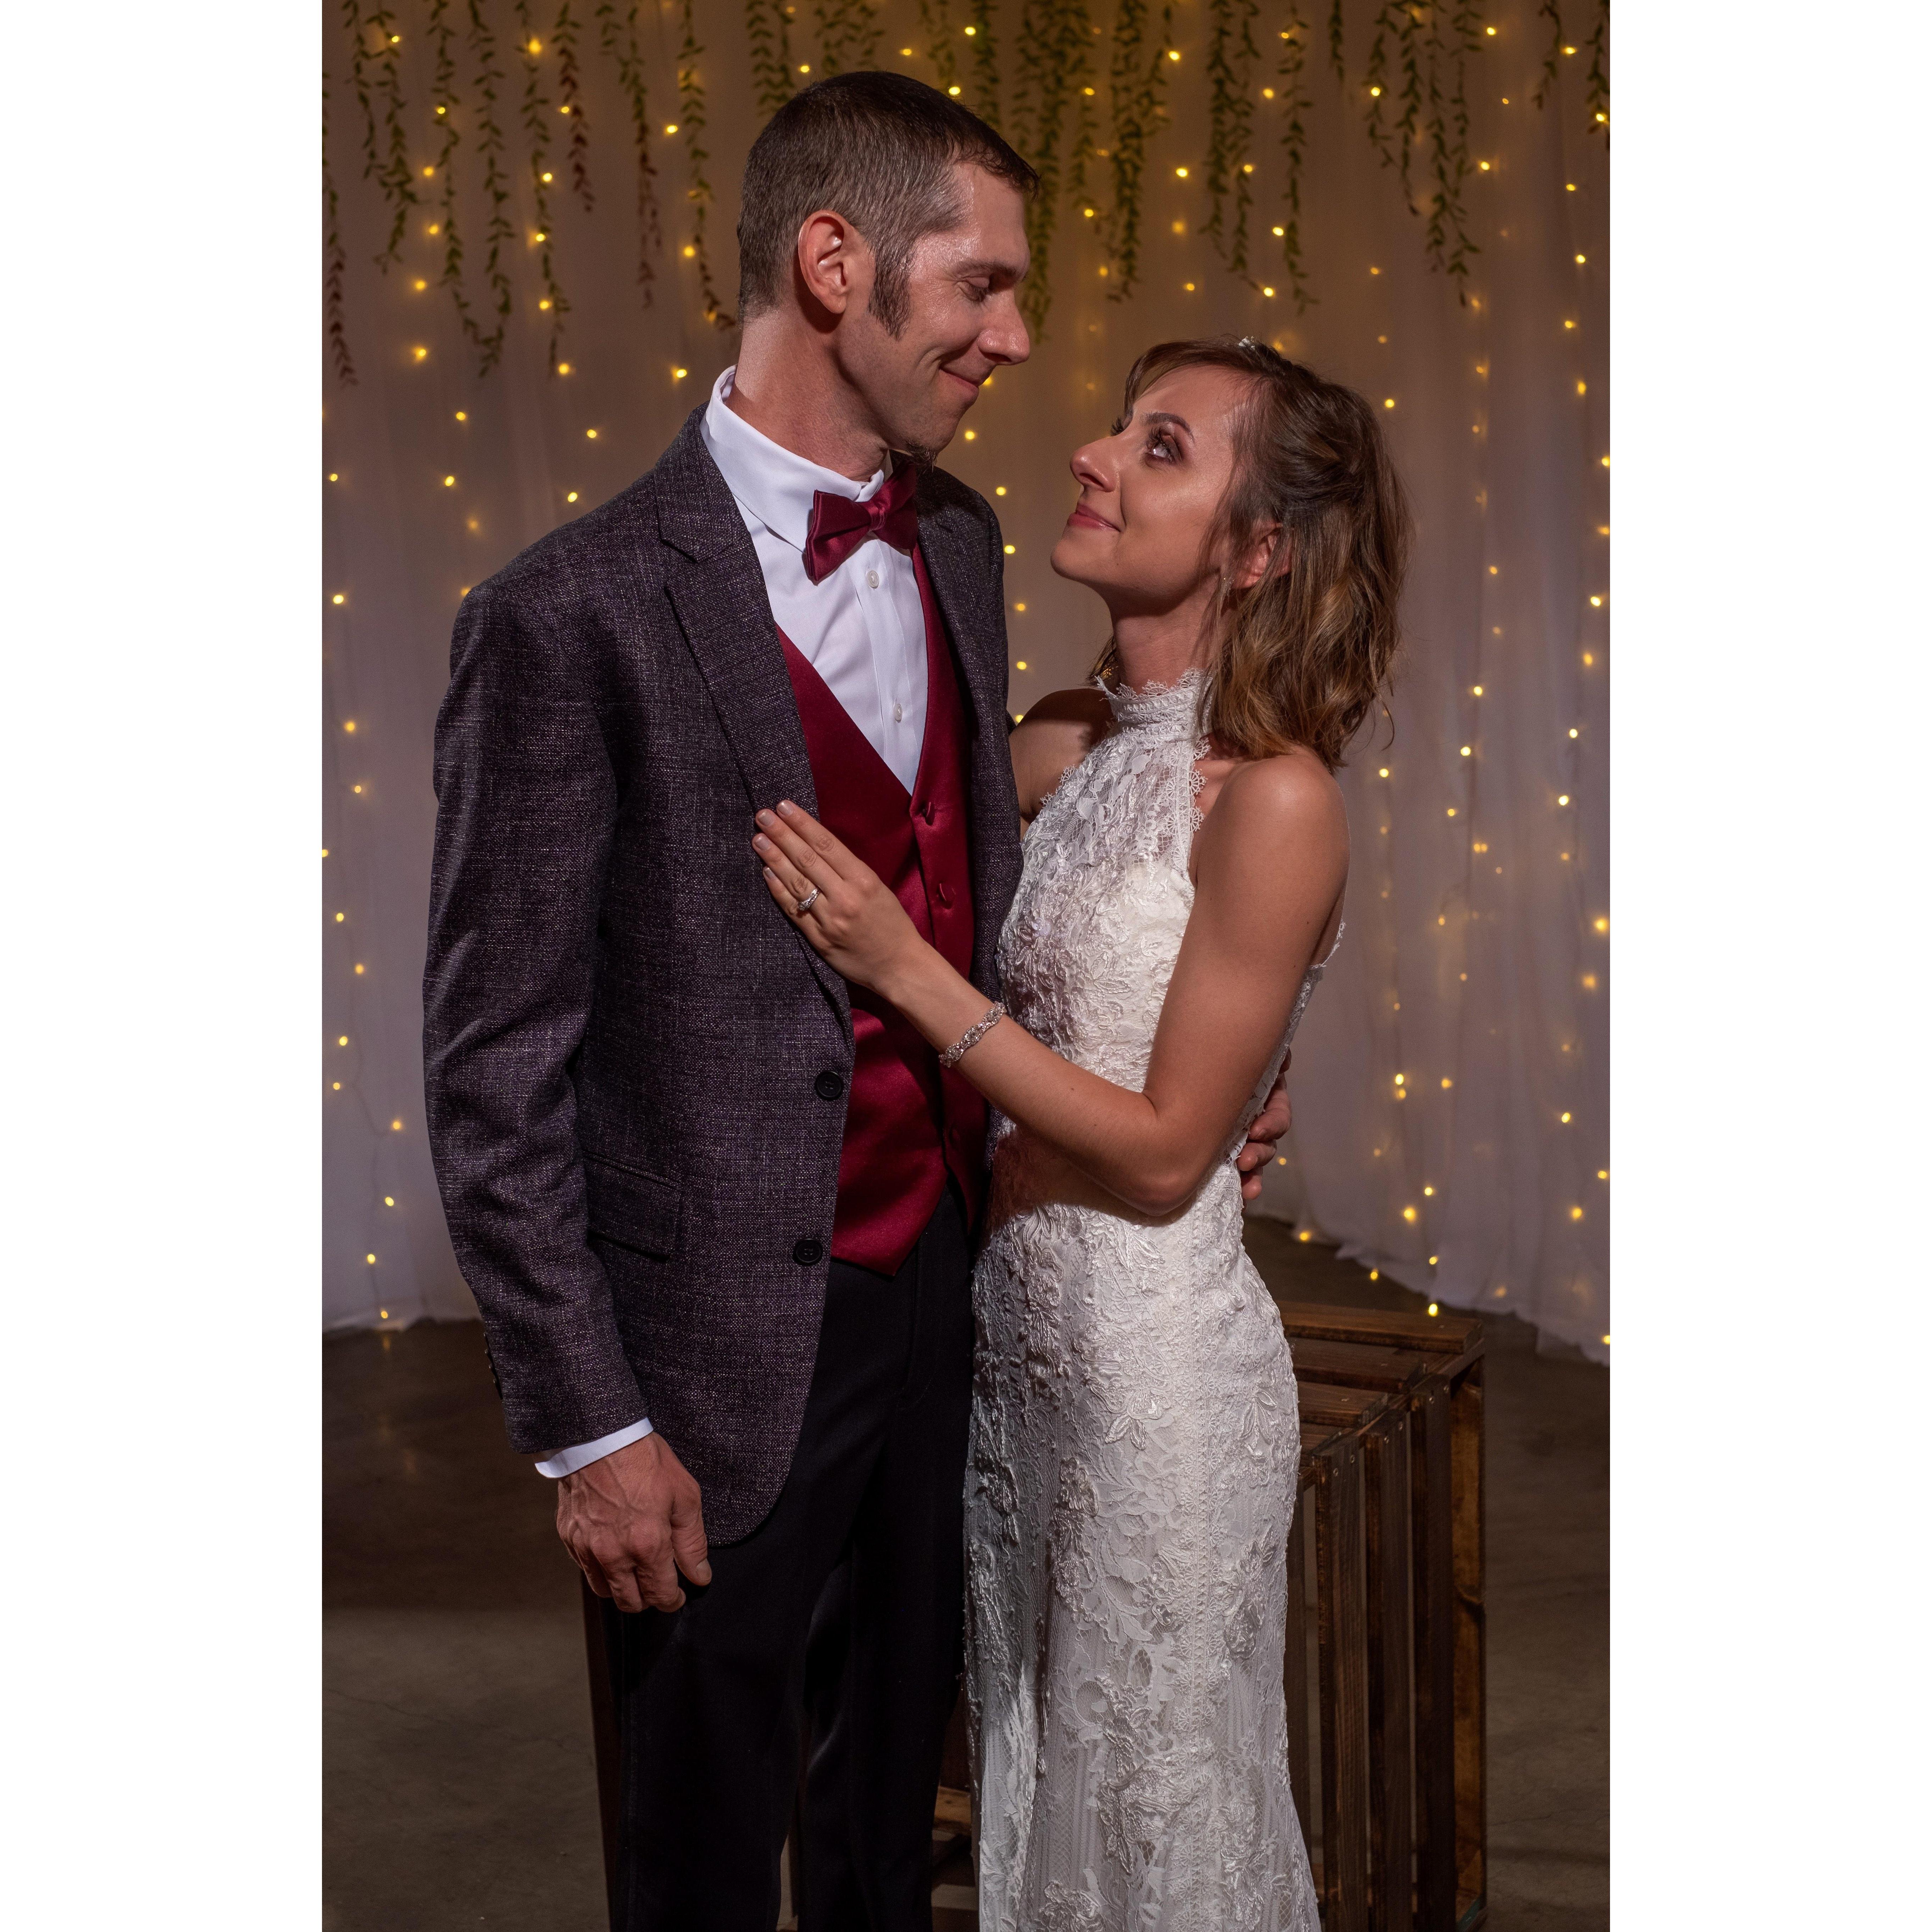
[1200,749,1350,879]
[1010,685,1115,820]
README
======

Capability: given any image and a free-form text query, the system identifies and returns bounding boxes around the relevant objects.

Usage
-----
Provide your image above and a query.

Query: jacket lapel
[914,488,1007,742]
[653,412,851,1028]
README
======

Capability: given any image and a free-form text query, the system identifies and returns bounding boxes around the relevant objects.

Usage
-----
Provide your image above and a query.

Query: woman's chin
[1049,533,1097,584]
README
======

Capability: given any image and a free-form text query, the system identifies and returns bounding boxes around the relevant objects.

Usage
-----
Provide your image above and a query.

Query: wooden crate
[1281,1303,1487,1932]
[581,1300,1487,1932]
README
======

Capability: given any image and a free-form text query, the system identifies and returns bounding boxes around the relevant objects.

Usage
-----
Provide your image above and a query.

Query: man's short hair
[736,71,1037,334]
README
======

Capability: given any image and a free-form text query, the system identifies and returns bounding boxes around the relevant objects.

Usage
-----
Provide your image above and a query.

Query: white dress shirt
[536,366,931,1478]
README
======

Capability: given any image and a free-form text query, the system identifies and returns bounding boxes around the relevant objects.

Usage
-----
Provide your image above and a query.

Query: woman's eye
[1147,433,1179,463]
[1108,417,1127,437]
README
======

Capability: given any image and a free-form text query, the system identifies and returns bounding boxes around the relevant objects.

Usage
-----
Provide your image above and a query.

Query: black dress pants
[599,1188,973,1932]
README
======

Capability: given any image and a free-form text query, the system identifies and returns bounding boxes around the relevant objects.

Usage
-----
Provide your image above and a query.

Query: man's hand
[1237,1055,1293,1202]
[556,1431,711,1615]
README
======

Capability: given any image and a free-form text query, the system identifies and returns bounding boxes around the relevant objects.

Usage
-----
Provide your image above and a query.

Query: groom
[424,72,1287,1930]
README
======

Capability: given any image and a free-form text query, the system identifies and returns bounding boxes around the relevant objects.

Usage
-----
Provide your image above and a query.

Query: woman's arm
[752,754,1345,1216]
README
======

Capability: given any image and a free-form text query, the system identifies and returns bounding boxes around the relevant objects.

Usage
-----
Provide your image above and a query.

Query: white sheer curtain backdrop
[322,0,1608,1357]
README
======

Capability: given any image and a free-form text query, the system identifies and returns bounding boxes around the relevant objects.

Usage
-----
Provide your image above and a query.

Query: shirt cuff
[534,1417,654,1479]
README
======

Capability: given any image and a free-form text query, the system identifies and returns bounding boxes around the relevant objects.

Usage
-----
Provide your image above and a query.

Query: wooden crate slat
[1365,1410,1415,1932]
[1299,1380,1394,1429]
[1278,1302,1481,1354]
[1289,1334,1434,1393]
[1410,1383,1458,1928]
[1451,1365,1488,1922]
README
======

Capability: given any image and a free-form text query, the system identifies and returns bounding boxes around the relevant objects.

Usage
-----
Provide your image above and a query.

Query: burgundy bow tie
[803,464,920,585]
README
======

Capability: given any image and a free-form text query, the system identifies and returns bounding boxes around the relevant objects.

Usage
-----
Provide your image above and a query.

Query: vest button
[920,800,935,823]
[814,1070,844,1101]
[934,882,954,909]
[793,1238,824,1267]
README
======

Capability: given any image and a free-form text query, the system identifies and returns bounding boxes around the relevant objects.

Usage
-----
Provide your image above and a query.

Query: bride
[751,335,1409,1932]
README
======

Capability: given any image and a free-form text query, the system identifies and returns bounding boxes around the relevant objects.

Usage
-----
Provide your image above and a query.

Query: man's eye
[963,282,990,304]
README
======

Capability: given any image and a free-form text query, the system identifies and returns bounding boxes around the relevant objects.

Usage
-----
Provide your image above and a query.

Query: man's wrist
[535,1416,654,1479]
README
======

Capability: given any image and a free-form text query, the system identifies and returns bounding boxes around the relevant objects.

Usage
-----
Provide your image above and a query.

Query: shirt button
[867,568,881,589]
[814,1070,845,1101]
[892,702,904,723]
[793,1238,824,1267]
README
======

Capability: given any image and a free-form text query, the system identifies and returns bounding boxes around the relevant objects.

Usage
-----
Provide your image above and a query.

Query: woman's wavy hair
[1094,337,1412,770]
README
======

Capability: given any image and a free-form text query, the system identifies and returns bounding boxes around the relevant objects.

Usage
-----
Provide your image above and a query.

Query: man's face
[835,164,1032,461]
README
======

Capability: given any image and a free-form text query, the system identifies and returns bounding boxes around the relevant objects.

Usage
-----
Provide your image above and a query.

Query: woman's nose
[1070,441,1112,491]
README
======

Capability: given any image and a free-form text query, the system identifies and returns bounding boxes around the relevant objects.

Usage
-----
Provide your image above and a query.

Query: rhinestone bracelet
[940,1001,1006,1070]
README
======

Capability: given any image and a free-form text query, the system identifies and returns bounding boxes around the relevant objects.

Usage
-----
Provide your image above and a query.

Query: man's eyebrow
[949,254,1028,280]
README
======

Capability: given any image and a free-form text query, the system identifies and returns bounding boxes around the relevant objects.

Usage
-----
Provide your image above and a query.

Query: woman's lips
[1066,504,1117,532]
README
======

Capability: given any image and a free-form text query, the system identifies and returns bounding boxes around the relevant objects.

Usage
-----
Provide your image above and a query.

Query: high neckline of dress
[1101,666,1207,740]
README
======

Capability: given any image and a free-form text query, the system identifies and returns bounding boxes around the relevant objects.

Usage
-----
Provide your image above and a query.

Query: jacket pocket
[583,1153,681,1259]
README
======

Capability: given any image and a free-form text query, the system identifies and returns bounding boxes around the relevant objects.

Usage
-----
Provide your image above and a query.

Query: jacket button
[793,1238,824,1267]
[814,1070,844,1101]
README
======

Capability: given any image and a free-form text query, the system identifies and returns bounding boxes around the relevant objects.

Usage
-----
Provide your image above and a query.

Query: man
[423,71,1288,1930]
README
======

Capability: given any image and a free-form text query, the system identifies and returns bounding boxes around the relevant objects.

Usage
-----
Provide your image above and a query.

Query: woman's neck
[1109,594,1216,693]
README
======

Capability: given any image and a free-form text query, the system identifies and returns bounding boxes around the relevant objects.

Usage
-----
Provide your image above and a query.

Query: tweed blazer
[422,409,1023,1541]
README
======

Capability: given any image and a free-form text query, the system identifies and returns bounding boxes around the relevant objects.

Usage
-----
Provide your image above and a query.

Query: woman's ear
[1232,524,1285,593]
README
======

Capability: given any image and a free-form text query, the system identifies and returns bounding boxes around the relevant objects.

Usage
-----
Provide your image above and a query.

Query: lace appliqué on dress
[966,668,1328,1932]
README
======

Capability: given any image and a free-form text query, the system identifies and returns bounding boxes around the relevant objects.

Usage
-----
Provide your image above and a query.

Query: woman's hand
[754,801,926,996]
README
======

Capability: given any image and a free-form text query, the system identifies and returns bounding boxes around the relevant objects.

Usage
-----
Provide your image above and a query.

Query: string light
[1004,543,1016,554]
[566,490,579,503]
[332,593,345,605]
[392,1120,404,1131]
[1176,166,1189,178]
[964,429,977,440]
[1472,684,1483,696]
[1016,660,1029,670]
[455,410,467,422]
[355,964,365,975]
[1428,1302,1439,1316]
[384,1196,395,1207]
[995,485,1007,496]
[443,474,456,486]
[673,366,688,379]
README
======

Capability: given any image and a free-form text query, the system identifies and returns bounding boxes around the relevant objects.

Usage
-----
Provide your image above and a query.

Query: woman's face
[1049,363,1257,618]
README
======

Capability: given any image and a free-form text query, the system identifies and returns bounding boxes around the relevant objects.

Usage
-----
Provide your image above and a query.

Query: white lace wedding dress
[965,673,1334,1932]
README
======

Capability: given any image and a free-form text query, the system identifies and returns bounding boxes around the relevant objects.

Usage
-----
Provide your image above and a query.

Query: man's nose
[982,299,1031,367]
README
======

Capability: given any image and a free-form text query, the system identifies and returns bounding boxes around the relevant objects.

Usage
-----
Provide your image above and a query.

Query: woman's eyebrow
[1137,409,1193,437]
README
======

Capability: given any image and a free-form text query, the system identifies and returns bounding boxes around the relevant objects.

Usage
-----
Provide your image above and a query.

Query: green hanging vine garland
[324,74,357,384]
[1274,11,1314,312]
[467,0,516,374]
[555,0,596,211]
[966,0,1001,127]
[369,8,420,268]
[1204,0,1261,283]
[916,0,959,88]
[319,1,1606,386]
[748,0,798,115]
[678,0,738,328]
[1584,0,1608,137]
[513,1,571,368]
[1103,0,1173,303]
[428,0,484,353]
[597,0,663,305]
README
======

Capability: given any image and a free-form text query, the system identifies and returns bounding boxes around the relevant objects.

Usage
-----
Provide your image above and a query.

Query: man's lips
[942,368,983,400]
[1066,503,1118,532]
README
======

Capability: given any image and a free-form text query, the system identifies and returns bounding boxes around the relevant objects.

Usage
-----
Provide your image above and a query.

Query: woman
[752,337,1409,1932]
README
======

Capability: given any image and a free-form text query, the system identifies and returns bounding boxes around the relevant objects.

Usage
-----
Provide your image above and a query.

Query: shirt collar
[700,365,891,553]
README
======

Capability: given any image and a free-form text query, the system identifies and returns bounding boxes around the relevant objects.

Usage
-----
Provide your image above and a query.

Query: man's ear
[1232,524,1285,592]
[795,210,876,320]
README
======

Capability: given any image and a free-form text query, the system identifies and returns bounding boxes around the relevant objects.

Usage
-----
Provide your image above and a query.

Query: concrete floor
[324,1222,1606,1930]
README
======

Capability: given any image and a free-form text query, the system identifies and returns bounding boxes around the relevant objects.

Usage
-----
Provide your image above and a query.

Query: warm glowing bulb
[1004,543,1016,554]
[1558,793,1570,805]
[1561,1111,1572,1123]
[332,1081,341,1090]
[673,366,688,379]
[384,1196,395,1207]
[1014,601,1026,612]
[1472,684,1483,696]
[412,277,428,292]
[1427,1301,1440,1315]
[964,429,977,440]
[355,963,365,975]
[1593,916,1609,934]
[1394,1073,1405,1086]
[995,485,1007,496]
[1423,1185,1434,1197]
[335,912,345,922]
[1478,160,1490,171]
[539,298,553,311]
[413,346,428,361]
[557,362,572,374]
[344,720,356,733]
[1582,651,1594,666]
[1016,660,1029,671]
[682,243,696,258]
[948,84,961,95]
[1168,48,1180,60]
[1378,767,1389,779]
[455,410,467,421]
[368,1253,377,1264]
[566,490,579,502]
[1589,594,1602,607]
[1403,1206,1417,1221]
[1184,282,1196,292]
[392,1119,403,1131]
[586,428,598,438]
[664,122,678,134]
[332,593,345,605]
[1262,285,1275,297]
[1383,397,1394,410]
[1272,224,1285,237]
[338,1036,348,1046]
[1262,87,1275,99]
[443,474,456,487]
[1176,166,1189,178]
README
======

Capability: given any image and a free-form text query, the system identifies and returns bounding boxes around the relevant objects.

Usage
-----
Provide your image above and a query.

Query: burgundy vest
[776,552,987,1275]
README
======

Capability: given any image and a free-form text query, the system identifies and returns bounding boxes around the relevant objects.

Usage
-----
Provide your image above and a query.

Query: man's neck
[728,320,888,482]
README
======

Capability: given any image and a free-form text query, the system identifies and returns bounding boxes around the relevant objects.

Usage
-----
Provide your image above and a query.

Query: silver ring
[795,887,820,916]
